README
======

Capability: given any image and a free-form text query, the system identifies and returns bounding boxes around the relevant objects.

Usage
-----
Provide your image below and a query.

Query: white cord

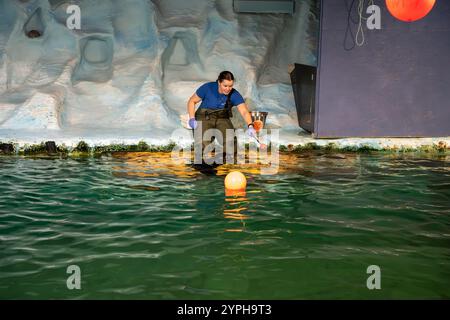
[356,0,375,47]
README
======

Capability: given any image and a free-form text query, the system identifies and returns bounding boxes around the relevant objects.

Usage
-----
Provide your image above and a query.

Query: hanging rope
[344,0,375,50]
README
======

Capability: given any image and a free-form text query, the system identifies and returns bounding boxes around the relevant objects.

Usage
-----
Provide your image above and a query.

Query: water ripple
[0,153,449,299]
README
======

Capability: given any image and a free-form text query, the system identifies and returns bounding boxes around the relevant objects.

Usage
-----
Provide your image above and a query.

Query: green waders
[194,108,237,164]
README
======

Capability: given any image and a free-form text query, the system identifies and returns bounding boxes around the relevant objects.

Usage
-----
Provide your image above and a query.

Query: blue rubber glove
[247,125,256,137]
[189,118,197,129]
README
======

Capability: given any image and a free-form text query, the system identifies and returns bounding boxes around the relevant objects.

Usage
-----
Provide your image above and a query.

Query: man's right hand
[189,118,198,129]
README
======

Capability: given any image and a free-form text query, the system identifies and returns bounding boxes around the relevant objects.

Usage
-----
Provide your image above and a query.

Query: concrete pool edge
[0,128,449,154]
[1,137,449,156]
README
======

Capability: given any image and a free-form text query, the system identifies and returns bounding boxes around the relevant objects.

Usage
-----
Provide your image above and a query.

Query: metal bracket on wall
[233,0,295,14]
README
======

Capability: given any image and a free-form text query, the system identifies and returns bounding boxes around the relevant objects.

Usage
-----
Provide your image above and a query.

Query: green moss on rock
[24,142,47,155]
[137,141,150,151]
[2,139,448,157]
[74,141,90,153]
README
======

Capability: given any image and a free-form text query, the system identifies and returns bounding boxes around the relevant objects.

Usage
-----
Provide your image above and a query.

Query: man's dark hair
[217,71,235,83]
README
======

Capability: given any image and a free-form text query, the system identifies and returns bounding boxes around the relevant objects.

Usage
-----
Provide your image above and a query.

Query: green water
[0,152,449,299]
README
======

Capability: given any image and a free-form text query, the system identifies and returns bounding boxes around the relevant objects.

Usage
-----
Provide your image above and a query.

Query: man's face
[219,79,234,95]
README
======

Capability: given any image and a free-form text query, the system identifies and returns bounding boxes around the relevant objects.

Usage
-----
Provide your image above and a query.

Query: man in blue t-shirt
[187,71,256,165]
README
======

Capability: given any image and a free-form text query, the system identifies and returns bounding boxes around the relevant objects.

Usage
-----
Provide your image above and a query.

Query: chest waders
[194,89,238,164]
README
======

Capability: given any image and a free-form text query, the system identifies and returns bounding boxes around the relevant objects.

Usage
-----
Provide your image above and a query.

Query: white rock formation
[1,91,62,129]
[0,0,318,142]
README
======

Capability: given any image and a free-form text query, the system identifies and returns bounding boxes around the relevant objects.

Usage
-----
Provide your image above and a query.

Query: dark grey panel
[316,0,450,137]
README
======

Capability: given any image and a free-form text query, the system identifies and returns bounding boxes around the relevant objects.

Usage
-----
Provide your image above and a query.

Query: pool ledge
[0,129,449,155]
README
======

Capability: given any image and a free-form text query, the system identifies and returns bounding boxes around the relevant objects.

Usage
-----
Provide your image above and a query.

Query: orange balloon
[386,0,436,22]
[224,171,247,194]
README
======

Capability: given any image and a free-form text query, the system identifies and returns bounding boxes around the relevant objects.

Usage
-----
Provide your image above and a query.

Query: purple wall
[315,0,450,138]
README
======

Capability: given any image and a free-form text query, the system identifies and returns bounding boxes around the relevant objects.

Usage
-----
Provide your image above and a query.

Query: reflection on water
[223,195,249,233]
[110,151,364,178]
[112,152,255,232]
[112,152,197,179]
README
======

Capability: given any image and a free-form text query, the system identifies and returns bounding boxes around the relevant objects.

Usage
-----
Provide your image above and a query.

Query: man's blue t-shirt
[196,82,245,110]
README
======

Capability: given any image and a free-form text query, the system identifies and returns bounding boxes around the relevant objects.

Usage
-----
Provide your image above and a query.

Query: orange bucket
[250,111,268,132]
